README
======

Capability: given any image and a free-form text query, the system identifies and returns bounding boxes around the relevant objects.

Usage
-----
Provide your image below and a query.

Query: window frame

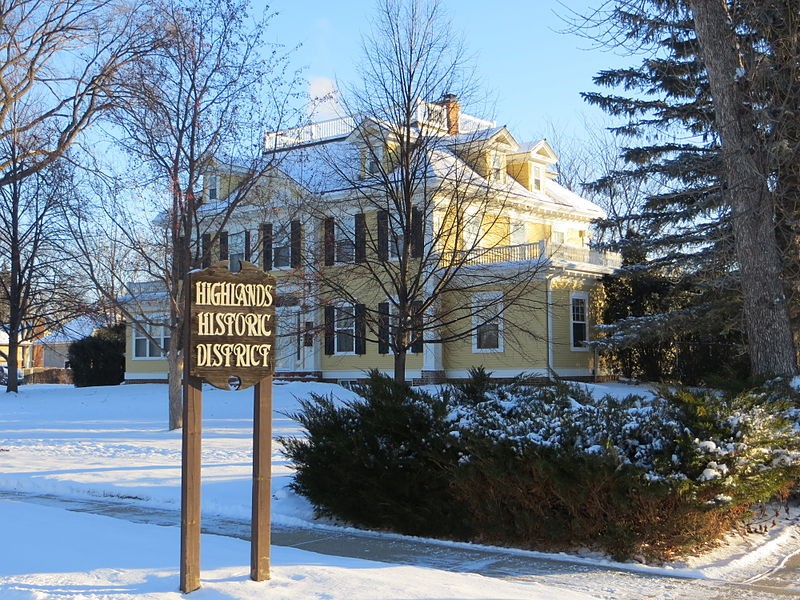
[207,174,219,201]
[532,165,543,191]
[272,226,292,269]
[380,299,423,354]
[133,319,171,360]
[570,291,589,352]
[228,230,246,271]
[275,306,302,368]
[489,151,506,183]
[333,302,357,355]
[335,216,356,264]
[472,291,504,354]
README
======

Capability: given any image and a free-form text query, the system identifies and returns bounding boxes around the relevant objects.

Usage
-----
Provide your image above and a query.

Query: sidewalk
[3,490,798,599]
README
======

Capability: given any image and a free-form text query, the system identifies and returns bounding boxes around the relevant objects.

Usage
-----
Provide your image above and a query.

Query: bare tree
[300,0,551,383]
[0,0,148,185]
[0,0,148,392]
[0,139,89,392]
[74,0,299,428]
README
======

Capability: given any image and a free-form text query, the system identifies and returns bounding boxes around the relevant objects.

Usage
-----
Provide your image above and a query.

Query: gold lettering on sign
[196,343,272,368]
[197,312,273,337]
[195,282,274,307]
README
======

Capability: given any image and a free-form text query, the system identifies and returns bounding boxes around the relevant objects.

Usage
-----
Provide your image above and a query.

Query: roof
[207,110,606,220]
[38,315,107,345]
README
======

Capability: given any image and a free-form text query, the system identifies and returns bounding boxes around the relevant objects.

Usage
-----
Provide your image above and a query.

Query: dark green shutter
[324,217,335,266]
[377,210,389,261]
[378,302,390,354]
[355,303,366,355]
[290,220,302,268]
[324,305,335,355]
[219,231,229,261]
[411,300,424,353]
[411,206,423,258]
[355,213,366,263]
[261,223,272,270]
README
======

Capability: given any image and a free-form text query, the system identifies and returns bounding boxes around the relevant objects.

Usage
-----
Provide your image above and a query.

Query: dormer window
[490,152,506,183]
[532,166,543,191]
[366,157,380,175]
[207,174,219,200]
[362,145,384,178]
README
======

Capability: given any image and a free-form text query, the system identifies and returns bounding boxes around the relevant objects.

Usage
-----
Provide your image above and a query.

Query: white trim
[322,369,424,381]
[333,302,357,356]
[570,291,590,352]
[443,368,593,379]
[124,372,168,381]
[335,215,356,264]
[132,319,170,359]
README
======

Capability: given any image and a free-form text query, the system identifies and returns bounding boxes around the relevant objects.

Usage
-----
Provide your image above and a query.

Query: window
[463,208,481,248]
[532,166,543,191]
[362,145,384,178]
[489,152,505,182]
[378,300,423,354]
[334,304,356,354]
[133,320,171,359]
[571,292,589,350]
[324,303,365,355]
[472,292,503,353]
[207,174,219,201]
[273,227,291,268]
[228,231,246,271]
[275,308,302,369]
[388,225,402,259]
[510,219,527,246]
[551,230,565,245]
[366,157,380,175]
[336,217,355,263]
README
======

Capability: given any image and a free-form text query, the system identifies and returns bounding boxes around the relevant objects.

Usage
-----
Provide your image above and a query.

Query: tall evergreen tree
[580,0,798,377]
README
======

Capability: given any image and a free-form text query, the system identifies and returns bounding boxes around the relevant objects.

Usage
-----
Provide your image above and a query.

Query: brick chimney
[442,93,460,135]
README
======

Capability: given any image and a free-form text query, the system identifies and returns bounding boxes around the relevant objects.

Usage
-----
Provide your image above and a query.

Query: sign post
[251,376,272,581]
[180,261,276,593]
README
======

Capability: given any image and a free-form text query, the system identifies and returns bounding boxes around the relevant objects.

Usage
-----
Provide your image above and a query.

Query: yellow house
[124,98,619,384]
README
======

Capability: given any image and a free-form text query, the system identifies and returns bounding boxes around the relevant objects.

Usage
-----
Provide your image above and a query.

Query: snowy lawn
[1,381,799,599]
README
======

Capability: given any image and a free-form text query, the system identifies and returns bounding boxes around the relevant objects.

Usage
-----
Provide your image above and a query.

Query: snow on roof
[448,125,517,148]
[545,179,606,219]
[38,315,107,344]
[202,115,606,221]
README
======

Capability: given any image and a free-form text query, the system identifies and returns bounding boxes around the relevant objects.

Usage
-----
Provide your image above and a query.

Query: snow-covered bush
[448,372,800,559]
[283,369,800,560]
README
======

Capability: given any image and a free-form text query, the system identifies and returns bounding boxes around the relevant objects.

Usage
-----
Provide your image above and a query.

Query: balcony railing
[453,241,621,269]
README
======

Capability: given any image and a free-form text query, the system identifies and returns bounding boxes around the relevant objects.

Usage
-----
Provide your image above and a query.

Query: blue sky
[264,0,625,146]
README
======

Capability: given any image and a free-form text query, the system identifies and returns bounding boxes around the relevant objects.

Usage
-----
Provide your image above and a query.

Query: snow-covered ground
[1,381,799,599]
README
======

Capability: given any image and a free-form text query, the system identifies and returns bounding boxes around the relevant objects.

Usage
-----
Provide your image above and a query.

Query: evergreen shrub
[283,369,800,560]
[280,370,468,537]
[68,324,125,387]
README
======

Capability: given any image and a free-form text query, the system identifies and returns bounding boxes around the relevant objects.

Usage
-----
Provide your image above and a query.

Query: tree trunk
[6,331,19,394]
[393,349,407,384]
[168,335,183,430]
[689,0,798,377]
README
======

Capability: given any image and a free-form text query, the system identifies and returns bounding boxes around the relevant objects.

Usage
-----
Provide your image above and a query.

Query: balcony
[453,241,621,269]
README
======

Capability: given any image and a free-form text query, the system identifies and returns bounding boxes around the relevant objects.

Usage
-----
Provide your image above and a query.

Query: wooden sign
[188,261,275,390]
[181,259,276,594]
